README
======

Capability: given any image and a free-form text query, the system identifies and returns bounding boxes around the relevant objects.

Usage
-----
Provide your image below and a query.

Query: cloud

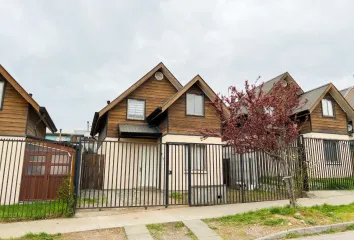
[0,0,353,129]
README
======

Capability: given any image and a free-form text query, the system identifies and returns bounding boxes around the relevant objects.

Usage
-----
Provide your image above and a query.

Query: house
[88,62,229,205]
[0,65,75,205]
[0,65,57,139]
[260,72,354,182]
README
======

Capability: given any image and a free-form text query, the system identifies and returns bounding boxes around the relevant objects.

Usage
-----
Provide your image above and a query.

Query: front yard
[204,202,354,239]
[0,200,72,222]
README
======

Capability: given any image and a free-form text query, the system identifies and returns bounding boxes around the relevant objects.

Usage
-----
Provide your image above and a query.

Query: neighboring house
[261,72,354,180]
[341,86,354,109]
[89,62,229,201]
[0,65,57,139]
[0,65,75,205]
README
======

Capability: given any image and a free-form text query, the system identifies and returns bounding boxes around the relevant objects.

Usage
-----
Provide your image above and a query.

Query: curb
[257,221,354,240]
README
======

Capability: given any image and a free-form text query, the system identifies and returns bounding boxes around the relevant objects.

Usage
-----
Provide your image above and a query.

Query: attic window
[321,99,334,117]
[186,93,204,116]
[127,99,145,120]
[0,80,4,109]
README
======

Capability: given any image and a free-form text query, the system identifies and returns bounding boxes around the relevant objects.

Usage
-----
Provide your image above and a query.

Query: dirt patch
[147,222,197,240]
[62,228,126,240]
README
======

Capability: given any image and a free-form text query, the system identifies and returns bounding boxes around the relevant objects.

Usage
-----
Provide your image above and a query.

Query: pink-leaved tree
[205,79,306,207]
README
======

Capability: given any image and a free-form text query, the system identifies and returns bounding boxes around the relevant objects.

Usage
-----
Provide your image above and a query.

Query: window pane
[186,94,195,115]
[194,95,204,116]
[0,81,4,108]
[29,155,46,163]
[50,166,69,175]
[26,166,45,175]
[323,140,339,164]
[327,100,334,116]
[322,99,329,116]
[190,145,206,170]
[51,155,70,164]
[127,99,145,120]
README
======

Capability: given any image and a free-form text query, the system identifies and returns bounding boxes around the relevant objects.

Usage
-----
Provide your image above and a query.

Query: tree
[206,79,306,207]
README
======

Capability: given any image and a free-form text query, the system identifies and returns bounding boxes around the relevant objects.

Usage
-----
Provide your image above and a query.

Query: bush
[56,176,75,217]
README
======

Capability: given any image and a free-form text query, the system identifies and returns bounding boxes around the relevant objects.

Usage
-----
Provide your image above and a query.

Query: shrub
[56,176,75,217]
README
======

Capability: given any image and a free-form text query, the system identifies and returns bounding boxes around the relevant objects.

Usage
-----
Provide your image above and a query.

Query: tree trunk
[283,176,297,207]
[279,156,297,208]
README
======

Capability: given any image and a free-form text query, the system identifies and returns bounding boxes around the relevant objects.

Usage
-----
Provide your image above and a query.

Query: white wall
[0,136,26,205]
[95,135,224,192]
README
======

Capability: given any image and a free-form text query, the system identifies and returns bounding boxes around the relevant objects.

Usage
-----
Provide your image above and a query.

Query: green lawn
[227,189,288,203]
[309,178,354,190]
[0,200,71,222]
[204,202,354,239]
[4,232,62,240]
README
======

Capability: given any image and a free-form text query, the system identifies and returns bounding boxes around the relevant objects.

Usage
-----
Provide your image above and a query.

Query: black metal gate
[75,141,293,209]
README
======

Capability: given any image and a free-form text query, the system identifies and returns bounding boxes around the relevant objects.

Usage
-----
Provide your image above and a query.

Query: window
[323,140,340,164]
[186,93,204,116]
[127,99,145,120]
[186,145,206,171]
[0,80,4,109]
[322,99,334,117]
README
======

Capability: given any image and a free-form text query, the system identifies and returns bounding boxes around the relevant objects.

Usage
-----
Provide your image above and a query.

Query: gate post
[298,136,309,193]
[73,140,82,208]
[240,153,245,203]
[187,144,192,206]
[165,143,170,208]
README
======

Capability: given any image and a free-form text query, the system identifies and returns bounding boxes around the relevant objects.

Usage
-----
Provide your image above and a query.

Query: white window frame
[321,99,334,117]
[186,93,204,116]
[0,80,4,110]
[127,99,145,120]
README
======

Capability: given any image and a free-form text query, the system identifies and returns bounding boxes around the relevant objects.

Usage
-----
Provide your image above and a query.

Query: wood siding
[299,115,312,134]
[310,93,349,135]
[26,106,46,138]
[159,115,168,135]
[168,84,221,136]
[107,75,178,137]
[0,77,28,136]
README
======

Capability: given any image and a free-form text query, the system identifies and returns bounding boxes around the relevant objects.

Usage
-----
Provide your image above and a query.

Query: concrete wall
[0,136,26,205]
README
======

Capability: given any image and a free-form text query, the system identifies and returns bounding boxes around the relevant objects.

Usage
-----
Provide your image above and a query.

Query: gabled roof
[98,62,183,118]
[340,86,354,109]
[0,65,57,133]
[340,86,352,97]
[91,62,183,136]
[147,75,230,122]
[294,83,354,119]
[259,72,304,95]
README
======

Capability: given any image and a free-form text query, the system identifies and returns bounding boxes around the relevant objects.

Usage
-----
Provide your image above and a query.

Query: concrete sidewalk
[1,191,354,239]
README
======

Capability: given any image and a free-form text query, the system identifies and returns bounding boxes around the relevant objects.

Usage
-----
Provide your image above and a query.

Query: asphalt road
[299,230,354,240]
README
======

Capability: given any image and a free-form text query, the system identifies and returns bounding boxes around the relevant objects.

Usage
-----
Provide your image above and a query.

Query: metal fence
[0,138,77,220]
[75,140,297,209]
[304,138,354,190]
[1,137,353,220]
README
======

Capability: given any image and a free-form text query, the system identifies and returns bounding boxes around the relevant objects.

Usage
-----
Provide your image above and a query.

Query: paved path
[1,191,354,239]
[125,224,153,240]
[183,220,222,240]
[298,230,354,240]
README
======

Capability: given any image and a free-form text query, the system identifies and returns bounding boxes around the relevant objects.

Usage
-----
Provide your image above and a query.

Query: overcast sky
[1,0,353,131]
